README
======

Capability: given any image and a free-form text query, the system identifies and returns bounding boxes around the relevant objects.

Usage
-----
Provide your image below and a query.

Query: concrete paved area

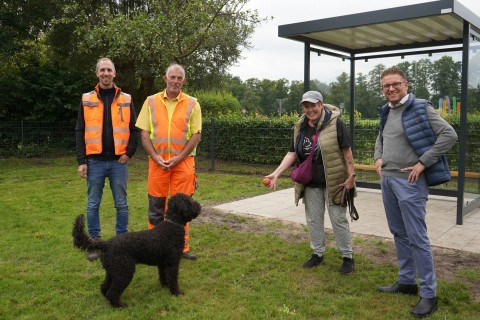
[213,187,480,254]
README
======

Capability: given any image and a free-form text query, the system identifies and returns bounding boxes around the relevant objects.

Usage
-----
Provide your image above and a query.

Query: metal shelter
[278,0,480,224]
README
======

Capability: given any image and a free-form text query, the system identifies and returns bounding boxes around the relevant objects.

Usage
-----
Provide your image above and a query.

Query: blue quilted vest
[379,93,451,186]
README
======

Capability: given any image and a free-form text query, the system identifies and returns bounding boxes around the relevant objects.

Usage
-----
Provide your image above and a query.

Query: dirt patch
[196,206,480,301]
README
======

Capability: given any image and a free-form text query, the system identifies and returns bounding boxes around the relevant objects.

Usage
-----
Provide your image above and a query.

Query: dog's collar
[165,219,184,227]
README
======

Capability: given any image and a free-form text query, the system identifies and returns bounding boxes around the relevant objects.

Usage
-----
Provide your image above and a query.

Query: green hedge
[199,114,297,165]
[198,114,479,172]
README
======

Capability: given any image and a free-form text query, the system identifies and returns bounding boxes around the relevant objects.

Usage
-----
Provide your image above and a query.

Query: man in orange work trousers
[136,63,202,260]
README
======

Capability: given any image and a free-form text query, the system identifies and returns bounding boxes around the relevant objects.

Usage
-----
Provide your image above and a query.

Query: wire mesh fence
[0,121,76,157]
[1,120,478,193]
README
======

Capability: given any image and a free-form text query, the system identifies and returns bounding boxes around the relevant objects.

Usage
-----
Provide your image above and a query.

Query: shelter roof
[278,0,480,56]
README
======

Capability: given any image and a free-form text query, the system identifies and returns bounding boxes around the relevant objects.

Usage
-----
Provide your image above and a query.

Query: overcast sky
[227,0,480,83]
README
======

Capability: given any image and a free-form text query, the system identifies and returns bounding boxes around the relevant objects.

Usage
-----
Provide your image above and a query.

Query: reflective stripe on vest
[148,92,195,157]
[82,86,131,155]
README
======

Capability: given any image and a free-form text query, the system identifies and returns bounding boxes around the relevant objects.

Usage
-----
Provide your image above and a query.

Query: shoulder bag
[290,131,320,185]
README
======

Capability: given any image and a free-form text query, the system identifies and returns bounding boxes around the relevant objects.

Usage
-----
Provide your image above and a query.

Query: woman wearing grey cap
[265,91,356,275]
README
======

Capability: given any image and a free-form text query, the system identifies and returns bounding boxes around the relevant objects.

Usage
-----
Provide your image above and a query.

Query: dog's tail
[72,214,106,254]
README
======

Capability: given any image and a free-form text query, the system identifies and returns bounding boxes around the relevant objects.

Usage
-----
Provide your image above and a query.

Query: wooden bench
[354,164,480,179]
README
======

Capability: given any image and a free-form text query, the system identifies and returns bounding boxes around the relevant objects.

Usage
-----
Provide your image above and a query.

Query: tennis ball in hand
[262,177,271,187]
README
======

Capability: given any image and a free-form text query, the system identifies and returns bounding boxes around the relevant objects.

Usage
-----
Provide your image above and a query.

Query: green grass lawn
[0,154,479,319]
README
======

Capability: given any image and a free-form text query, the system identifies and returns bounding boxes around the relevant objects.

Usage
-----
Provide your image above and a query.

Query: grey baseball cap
[300,91,323,105]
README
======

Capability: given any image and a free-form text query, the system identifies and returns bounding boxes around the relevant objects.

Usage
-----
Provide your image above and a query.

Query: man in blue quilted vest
[374,66,457,318]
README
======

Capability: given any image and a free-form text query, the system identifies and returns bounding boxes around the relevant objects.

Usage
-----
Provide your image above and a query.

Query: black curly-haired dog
[72,193,201,308]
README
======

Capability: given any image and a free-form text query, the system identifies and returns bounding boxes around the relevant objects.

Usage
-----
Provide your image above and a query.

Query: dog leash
[332,186,359,222]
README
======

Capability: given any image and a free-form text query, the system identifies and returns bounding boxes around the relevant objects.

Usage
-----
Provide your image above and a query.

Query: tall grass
[0,154,479,319]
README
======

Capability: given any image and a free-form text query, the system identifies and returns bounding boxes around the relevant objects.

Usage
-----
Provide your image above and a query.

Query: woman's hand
[339,173,355,190]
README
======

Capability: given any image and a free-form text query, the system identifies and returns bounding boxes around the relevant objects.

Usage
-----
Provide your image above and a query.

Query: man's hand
[402,162,426,183]
[151,154,170,170]
[163,155,183,170]
[118,154,130,163]
[375,159,382,177]
[77,164,88,179]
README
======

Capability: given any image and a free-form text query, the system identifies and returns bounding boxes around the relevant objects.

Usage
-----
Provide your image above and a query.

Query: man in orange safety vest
[136,63,202,260]
[75,58,138,259]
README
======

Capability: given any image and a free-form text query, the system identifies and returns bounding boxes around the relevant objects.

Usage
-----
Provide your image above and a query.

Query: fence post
[210,117,215,171]
[21,120,24,146]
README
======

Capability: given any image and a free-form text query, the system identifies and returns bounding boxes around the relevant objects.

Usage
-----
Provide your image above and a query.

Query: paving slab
[213,187,480,253]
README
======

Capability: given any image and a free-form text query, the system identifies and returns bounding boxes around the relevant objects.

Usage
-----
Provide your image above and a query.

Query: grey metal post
[304,42,310,92]
[456,20,470,225]
[349,56,355,151]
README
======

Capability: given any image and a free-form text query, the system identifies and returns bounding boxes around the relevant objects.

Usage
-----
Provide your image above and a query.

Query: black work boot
[378,282,418,295]
[182,251,198,261]
[411,297,438,318]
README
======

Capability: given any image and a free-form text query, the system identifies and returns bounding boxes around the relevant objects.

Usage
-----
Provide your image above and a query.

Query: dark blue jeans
[86,159,129,238]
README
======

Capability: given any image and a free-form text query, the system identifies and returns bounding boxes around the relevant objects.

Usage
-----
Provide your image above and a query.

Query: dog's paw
[112,301,128,308]
[171,289,183,296]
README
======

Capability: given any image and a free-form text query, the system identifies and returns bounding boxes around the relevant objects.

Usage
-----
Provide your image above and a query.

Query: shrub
[194,91,241,118]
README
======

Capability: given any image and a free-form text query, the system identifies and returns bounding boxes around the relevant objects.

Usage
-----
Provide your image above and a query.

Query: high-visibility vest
[82,84,131,155]
[148,91,196,158]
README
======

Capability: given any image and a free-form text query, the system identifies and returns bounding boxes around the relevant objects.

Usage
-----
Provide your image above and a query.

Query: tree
[396,61,413,84]
[284,81,304,114]
[52,0,266,104]
[256,79,279,115]
[355,73,382,118]
[0,0,61,57]
[310,79,330,95]
[222,75,261,114]
[0,0,266,121]
[367,64,386,100]
[431,56,462,104]
[0,0,95,121]
[328,72,350,109]
[0,63,92,120]
[411,59,433,99]
[273,79,290,116]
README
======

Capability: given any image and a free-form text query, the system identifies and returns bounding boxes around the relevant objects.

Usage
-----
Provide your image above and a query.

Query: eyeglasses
[381,82,405,90]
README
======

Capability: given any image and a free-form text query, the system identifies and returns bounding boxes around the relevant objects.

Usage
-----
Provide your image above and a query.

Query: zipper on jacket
[118,104,125,122]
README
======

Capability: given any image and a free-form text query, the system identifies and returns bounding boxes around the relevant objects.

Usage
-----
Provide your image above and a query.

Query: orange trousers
[147,156,196,252]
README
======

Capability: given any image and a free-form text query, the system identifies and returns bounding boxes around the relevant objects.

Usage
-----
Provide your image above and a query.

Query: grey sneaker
[339,257,355,275]
[303,254,323,268]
